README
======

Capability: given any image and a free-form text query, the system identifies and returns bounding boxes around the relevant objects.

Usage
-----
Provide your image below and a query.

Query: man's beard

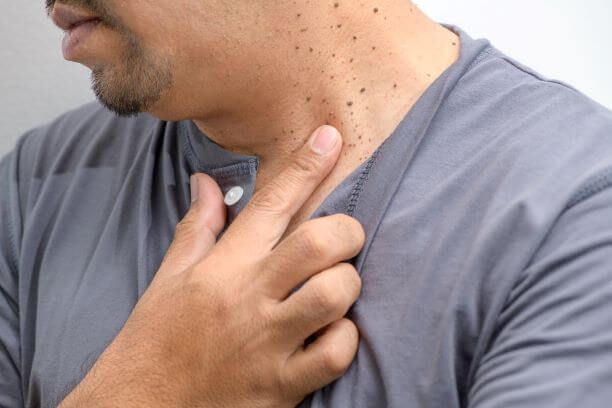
[47,0,174,117]
[91,36,174,117]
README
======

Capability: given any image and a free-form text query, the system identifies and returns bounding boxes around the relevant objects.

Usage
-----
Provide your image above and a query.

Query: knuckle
[290,153,322,177]
[274,363,295,401]
[340,319,360,347]
[256,298,279,328]
[338,263,362,298]
[249,180,292,216]
[174,210,211,239]
[298,226,327,259]
[332,214,366,248]
[245,153,325,219]
[174,217,193,238]
[310,278,345,316]
[321,343,350,377]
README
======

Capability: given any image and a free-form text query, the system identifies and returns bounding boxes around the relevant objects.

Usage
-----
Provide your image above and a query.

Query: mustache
[46,0,102,14]
[46,0,122,30]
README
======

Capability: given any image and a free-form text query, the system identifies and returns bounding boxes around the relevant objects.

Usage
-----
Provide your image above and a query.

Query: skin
[45,0,459,405]
[48,0,459,232]
[60,127,365,407]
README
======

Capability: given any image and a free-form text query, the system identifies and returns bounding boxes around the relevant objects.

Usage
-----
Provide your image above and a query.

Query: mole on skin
[293,2,396,163]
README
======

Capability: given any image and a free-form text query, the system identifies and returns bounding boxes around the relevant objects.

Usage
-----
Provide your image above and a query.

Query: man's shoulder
[5,102,167,194]
[16,102,159,169]
[441,46,612,207]
[471,45,612,149]
[381,46,612,236]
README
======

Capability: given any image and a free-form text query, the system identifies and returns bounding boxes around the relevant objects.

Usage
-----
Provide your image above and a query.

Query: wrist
[59,345,188,408]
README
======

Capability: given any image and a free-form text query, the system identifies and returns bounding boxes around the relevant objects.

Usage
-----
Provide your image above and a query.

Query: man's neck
[193,2,459,229]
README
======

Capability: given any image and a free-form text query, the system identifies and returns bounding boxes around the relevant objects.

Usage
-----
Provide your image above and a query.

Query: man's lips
[50,4,105,60]
[50,5,102,31]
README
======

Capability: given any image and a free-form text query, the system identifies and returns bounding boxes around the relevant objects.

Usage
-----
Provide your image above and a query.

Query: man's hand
[60,125,365,408]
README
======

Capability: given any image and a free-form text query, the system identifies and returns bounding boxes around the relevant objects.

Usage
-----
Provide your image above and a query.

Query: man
[2,0,612,406]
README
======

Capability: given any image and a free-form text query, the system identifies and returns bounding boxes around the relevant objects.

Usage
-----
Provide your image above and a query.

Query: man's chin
[91,74,157,117]
[94,91,187,120]
[93,89,146,117]
[90,65,174,118]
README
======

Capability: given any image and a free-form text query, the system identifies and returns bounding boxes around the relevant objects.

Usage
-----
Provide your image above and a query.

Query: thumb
[221,125,342,252]
[157,173,226,278]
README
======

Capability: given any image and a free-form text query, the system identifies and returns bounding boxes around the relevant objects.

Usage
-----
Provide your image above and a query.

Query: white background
[1,1,611,156]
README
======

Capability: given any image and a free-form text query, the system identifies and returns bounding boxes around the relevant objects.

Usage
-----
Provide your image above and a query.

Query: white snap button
[224,186,244,206]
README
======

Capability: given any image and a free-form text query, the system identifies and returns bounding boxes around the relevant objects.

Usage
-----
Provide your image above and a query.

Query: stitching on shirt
[181,131,259,177]
[206,160,259,177]
[346,42,496,218]
[466,46,497,72]
[346,146,382,216]
[496,56,577,92]
[6,200,19,275]
[182,134,201,170]
[3,153,20,274]
[566,166,612,209]
[471,45,578,94]
[465,45,575,93]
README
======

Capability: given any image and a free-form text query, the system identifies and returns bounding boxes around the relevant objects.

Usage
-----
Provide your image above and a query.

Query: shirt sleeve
[0,150,24,407]
[468,181,612,407]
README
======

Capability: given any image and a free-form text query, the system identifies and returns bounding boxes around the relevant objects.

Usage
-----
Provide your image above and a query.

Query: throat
[193,4,460,231]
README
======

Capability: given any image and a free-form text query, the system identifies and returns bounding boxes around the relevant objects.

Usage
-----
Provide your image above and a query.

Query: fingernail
[310,126,339,155]
[190,174,199,203]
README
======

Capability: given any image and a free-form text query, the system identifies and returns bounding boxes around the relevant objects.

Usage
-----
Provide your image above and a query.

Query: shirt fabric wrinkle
[2,24,612,408]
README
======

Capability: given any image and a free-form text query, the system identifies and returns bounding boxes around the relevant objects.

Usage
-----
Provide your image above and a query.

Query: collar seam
[181,125,258,176]
[346,144,383,216]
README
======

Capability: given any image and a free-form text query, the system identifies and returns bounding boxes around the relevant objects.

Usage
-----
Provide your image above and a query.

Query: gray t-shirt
[2,25,612,408]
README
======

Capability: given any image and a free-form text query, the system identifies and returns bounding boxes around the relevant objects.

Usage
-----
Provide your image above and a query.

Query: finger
[283,318,359,395]
[261,214,365,299]
[220,125,342,253]
[278,262,361,344]
[156,173,226,278]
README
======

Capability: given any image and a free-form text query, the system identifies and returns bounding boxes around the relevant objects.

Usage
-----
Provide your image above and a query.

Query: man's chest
[21,206,507,408]
[18,153,539,407]
[17,168,183,406]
